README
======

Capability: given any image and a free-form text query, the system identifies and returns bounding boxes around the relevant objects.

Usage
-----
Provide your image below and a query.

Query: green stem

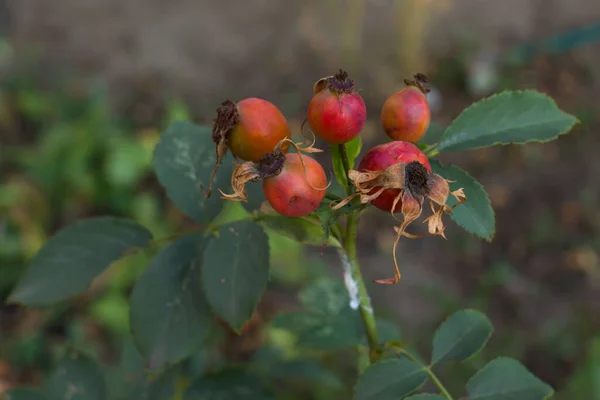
[425,146,440,158]
[338,143,353,196]
[427,369,454,400]
[397,349,454,400]
[337,142,379,362]
[343,212,379,362]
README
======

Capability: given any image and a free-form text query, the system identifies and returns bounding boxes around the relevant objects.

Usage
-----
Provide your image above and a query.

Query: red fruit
[357,141,431,213]
[381,73,431,143]
[226,98,291,162]
[262,153,327,217]
[307,69,367,144]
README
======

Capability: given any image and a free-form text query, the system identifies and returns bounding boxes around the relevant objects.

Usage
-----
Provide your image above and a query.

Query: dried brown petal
[204,100,240,198]
[220,138,329,203]
[426,173,450,206]
[279,138,330,192]
[348,163,406,200]
[374,190,423,285]
[451,188,466,205]
[423,202,447,238]
[219,162,261,202]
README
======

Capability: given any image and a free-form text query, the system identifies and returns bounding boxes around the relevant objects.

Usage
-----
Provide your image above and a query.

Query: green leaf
[186,369,274,400]
[153,121,234,223]
[271,276,368,350]
[47,349,106,400]
[331,136,362,188]
[201,221,270,331]
[259,214,341,248]
[405,395,446,400]
[354,359,428,400]
[9,217,152,306]
[467,357,554,400]
[436,90,578,152]
[109,338,179,400]
[242,182,266,212]
[299,276,354,315]
[267,359,343,388]
[272,311,364,350]
[431,161,495,241]
[130,234,214,369]
[5,388,49,400]
[376,319,402,343]
[420,122,446,146]
[316,202,355,244]
[431,309,493,366]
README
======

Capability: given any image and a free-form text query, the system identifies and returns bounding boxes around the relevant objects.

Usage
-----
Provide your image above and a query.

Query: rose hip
[262,153,327,217]
[381,73,431,143]
[357,141,431,213]
[225,98,291,162]
[206,97,291,197]
[307,69,367,144]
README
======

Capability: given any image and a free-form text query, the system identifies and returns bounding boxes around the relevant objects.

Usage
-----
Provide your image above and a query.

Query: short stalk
[427,369,454,400]
[338,143,353,196]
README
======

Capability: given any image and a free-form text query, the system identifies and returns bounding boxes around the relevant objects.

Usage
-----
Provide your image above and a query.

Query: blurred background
[1,0,600,398]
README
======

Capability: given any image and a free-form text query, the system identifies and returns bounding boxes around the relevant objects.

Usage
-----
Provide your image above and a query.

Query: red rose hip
[358,141,431,213]
[381,73,431,143]
[307,69,367,144]
[263,153,327,217]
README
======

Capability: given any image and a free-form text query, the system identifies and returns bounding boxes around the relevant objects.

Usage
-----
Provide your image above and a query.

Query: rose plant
[6,70,578,400]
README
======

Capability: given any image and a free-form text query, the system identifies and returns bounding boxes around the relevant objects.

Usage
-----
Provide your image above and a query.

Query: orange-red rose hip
[357,141,431,213]
[381,74,431,143]
[227,98,291,162]
[262,153,327,217]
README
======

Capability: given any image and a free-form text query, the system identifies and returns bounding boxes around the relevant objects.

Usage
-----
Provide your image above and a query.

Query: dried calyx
[333,161,466,285]
[219,138,328,202]
[313,69,356,95]
[204,100,240,198]
[404,73,431,94]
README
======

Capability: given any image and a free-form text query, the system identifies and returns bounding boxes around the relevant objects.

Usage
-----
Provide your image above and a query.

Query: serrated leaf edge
[437,90,580,152]
[431,161,496,242]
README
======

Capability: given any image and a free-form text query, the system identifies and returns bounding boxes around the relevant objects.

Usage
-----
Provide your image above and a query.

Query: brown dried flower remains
[312,69,356,96]
[219,137,329,202]
[204,100,240,198]
[333,161,466,284]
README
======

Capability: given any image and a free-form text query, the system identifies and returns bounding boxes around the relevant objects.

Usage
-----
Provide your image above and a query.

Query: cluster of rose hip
[206,70,464,284]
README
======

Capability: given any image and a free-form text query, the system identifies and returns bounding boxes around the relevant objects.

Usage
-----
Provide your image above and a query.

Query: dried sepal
[451,188,466,205]
[425,173,450,207]
[312,69,355,95]
[403,72,431,94]
[204,100,239,198]
[280,137,330,191]
[375,190,424,285]
[331,163,406,212]
[333,159,468,285]
[219,137,329,203]
[219,145,286,202]
[219,162,261,202]
[423,202,447,238]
